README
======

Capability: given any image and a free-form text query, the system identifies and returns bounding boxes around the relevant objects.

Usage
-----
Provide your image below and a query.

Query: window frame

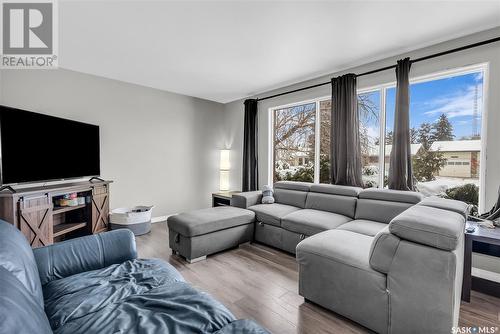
[269,97,320,184]
[268,62,488,211]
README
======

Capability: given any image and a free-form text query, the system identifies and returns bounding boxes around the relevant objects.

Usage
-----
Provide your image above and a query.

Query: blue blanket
[43,259,268,334]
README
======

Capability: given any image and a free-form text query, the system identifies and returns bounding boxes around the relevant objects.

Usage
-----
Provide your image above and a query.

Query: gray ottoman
[167,206,256,263]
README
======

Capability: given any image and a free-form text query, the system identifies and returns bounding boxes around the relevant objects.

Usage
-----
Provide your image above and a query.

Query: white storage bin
[109,206,154,236]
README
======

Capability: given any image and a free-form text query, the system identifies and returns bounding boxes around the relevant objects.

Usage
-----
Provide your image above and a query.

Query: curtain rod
[256,36,500,102]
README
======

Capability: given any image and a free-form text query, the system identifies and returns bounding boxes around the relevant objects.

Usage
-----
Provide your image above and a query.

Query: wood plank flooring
[136,223,500,334]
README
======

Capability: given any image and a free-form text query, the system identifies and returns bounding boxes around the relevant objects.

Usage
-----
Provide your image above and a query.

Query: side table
[462,221,500,302]
[212,191,241,207]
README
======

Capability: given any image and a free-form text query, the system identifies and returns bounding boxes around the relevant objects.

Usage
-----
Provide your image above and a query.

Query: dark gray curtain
[330,74,364,187]
[388,58,415,191]
[242,99,258,191]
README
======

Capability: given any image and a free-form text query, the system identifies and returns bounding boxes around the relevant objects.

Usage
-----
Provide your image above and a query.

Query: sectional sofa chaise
[0,220,269,334]
[231,181,468,334]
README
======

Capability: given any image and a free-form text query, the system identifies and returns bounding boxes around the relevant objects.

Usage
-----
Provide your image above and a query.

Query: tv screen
[0,106,100,185]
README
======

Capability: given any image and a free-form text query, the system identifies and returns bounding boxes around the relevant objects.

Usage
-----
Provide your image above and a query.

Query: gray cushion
[369,225,401,273]
[0,220,44,307]
[297,229,381,276]
[305,192,357,218]
[389,205,465,251]
[274,188,308,208]
[418,197,469,218]
[355,199,413,223]
[338,220,387,237]
[359,188,423,204]
[309,184,362,197]
[249,203,300,227]
[282,209,352,236]
[274,181,312,192]
[167,207,255,237]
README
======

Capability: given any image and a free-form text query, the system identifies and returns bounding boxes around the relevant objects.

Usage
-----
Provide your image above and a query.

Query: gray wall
[224,27,500,211]
[0,69,225,217]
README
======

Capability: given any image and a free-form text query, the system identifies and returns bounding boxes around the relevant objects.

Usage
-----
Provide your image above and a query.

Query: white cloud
[423,84,483,119]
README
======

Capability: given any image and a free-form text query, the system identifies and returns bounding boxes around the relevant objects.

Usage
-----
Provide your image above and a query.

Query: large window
[385,70,483,209]
[319,100,331,183]
[273,102,316,182]
[359,91,381,188]
[271,65,486,209]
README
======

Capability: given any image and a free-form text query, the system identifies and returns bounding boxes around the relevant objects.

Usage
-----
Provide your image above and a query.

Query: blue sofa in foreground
[0,220,268,334]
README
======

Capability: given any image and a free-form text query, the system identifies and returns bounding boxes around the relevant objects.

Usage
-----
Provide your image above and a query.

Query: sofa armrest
[371,204,465,332]
[389,205,465,251]
[369,225,401,274]
[418,197,470,218]
[33,229,137,285]
[231,191,262,209]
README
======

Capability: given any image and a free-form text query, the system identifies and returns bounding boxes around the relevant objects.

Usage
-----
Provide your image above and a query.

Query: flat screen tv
[0,105,100,185]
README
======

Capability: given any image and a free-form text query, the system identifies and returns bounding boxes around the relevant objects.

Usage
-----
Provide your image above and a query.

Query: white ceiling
[59,1,500,103]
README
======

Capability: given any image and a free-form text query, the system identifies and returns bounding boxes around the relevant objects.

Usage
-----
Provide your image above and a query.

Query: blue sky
[280,71,484,145]
[385,72,483,139]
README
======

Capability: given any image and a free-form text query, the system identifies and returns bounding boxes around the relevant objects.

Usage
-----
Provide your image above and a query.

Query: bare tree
[274,95,381,182]
[274,103,316,165]
[358,94,380,164]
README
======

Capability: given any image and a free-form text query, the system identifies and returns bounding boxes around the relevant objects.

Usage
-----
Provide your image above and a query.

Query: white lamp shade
[220,170,230,191]
[220,149,230,170]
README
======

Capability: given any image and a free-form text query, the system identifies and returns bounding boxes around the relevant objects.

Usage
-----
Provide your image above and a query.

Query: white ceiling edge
[57,23,500,105]
[55,66,226,104]
[242,24,500,103]
[54,1,500,104]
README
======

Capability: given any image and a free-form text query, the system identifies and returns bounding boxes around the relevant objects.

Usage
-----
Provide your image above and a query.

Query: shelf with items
[52,204,87,215]
[53,222,87,237]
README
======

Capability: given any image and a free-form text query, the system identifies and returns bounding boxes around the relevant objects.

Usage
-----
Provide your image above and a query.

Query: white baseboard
[151,214,176,223]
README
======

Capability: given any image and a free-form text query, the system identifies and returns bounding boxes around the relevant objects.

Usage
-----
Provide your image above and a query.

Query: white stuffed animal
[261,185,275,204]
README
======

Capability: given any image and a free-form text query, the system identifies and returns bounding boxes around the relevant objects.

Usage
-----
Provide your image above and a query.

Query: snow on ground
[275,164,312,179]
[417,177,479,197]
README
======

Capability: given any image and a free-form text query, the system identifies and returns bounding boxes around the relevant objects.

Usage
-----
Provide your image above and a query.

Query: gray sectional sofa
[232,181,468,334]
[232,182,424,254]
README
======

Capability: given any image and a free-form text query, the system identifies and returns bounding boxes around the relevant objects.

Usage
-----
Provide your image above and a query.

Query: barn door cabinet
[91,183,110,234]
[0,180,112,248]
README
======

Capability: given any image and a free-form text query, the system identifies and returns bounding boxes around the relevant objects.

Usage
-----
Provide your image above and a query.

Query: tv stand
[0,180,112,247]
[0,185,16,193]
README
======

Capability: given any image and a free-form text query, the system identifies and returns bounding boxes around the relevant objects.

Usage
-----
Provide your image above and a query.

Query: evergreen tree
[412,122,447,182]
[432,114,454,141]
[418,122,433,149]
[412,148,447,182]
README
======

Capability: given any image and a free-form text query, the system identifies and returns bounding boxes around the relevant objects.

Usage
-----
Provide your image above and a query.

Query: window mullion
[379,87,386,188]
[314,100,321,184]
